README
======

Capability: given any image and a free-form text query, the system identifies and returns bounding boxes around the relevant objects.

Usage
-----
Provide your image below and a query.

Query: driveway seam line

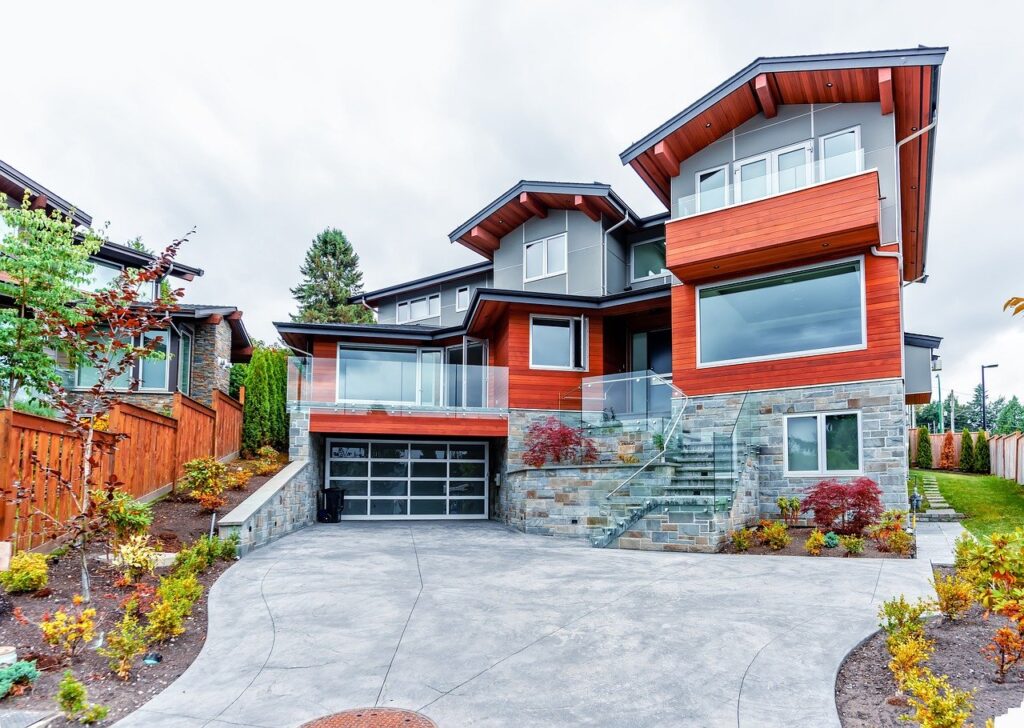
[869,560,884,603]
[375,527,424,707]
[416,560,694,713]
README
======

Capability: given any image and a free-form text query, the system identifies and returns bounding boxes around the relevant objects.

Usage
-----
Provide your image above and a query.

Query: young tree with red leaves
[8,235,189,600]
[799,477,884,535]
[522,416,598,468]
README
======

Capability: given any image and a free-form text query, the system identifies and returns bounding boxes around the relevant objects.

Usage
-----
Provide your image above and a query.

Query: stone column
[192,319,232,406]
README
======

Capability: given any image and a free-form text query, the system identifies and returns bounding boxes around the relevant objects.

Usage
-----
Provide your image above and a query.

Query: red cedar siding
[308,412,508,437]
[666,171,881,281]
[671,252,902,396]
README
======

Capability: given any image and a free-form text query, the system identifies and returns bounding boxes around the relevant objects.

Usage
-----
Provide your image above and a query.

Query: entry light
[705,122,712,128]
[825,81,834,88]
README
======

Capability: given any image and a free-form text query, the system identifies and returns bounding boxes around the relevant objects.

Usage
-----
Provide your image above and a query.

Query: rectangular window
[76,334,132,390]
[820,127,862,181]
[86,260,123,293]
[396,294,440,323]
[337,346,442,405]
[696,165,728,212]
[530,315,586,370]
[697,259,865,366]
[785,412,861,475]
[733,141,813,202]
[178,330,193,395]
[523,233,567,282]
[631,240,667,282]
[733,154,769,203]
[140,331,169,390]
[455,286,470,311]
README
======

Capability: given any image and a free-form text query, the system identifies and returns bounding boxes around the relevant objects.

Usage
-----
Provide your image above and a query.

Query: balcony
[667,147,885,281]
[287,356,509,436]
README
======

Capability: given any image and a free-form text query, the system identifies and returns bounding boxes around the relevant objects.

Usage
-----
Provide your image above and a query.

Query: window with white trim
[529,315,586,370]
[819,126,862,181]
[140,331,169,390]
[696,165,728,212]
[785,411,862,475]
[523,233,567,282]
[631,240,668,282]
[732,140,813,203]
[397,294,440,323]
[455,286,470,312]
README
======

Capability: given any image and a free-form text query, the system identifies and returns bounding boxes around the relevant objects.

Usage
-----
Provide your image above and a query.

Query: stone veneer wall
[687,378,909,514]
[192,319,232,408]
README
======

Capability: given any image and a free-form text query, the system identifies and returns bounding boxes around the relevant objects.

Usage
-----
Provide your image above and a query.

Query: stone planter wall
[218,459,317,555]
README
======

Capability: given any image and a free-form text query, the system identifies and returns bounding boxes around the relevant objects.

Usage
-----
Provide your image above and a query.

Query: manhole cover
[300,708,437,727]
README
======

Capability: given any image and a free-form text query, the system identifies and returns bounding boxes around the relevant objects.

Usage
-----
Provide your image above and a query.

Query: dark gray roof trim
[447,180,640,243]
[354,260,493,304]
[0,158,92,227]
[97,241,205,280]
[904,332,942,349]
[619,46,948,164]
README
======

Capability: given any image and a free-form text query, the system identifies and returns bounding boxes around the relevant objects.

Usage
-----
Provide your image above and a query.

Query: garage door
[325,439,488,520]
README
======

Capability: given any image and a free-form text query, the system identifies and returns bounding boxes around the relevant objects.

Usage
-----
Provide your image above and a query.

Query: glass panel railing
[286,356,508,414]
[676,145,890,219]
[560,370,677,435]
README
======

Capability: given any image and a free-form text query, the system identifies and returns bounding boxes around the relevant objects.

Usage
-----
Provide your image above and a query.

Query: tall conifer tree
[290,228,374,323]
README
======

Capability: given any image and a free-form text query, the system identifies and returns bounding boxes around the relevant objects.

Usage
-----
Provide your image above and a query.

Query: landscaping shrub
[871,510,908,552]
[241,346,288,453]
[182,456,228,499]
[903,671,974,728]
[823,531,840,549]
[887,635,933,691]
[887,527,913,557]
[113,534,158,584]
[974,430,991,474]
[776,496,801,525]
[522,416,598,468]
[959,428,975,473]
[878,594,929,646]
[982,626,1024,683]
[915,425,933,468]
[90,489,153,545]
[839,534,865,556]
[730,528,753,552]
[98,604,148,680]
[55,671,108,724]
[758,521,790,551]
[195,492,227,512]
[256,445,281,461]
[0,661,40,700]
[931,572,973,621]
[0,552,48,594]
[172,533,238,576]
[938,430,956,470]
[800,477,883,535]
[146,573,204,643]
[803,529,826,556]
[40,598,97,659]
[225,468,250,490]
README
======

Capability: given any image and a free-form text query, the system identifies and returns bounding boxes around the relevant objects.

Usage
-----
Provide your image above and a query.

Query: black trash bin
[318,489,344,523]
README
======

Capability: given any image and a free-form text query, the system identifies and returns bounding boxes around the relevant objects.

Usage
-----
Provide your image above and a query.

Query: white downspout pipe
[602,204,631,296]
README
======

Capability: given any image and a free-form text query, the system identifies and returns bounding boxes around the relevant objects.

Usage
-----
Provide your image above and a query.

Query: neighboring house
[0,159,252,413]
[275,47,945,549]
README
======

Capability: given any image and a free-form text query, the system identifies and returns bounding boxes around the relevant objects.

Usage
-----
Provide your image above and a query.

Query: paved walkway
[113,521,961,728]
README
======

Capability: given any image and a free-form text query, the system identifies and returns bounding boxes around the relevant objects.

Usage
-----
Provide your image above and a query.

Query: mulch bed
[722,526,914,559]
[836,567,1024,727]
[0,459,283,725]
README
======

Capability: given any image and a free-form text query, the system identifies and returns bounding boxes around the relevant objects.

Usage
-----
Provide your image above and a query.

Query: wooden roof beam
[573,195,601,222]
[468,225,499,251]
[652,141,681,177]
[878,67,894,115]
[754,73,777,118]
[518,192,547,219]
[30,194,47,210]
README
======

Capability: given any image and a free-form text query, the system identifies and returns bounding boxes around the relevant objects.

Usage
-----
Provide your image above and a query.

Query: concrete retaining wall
[218,459,317,555]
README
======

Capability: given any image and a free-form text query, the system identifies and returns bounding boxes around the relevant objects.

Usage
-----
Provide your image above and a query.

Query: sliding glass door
[445,338,487,408]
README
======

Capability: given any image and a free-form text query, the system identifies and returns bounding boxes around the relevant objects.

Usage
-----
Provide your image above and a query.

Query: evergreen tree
[228,363,248,400]
[939,430,956,470]
[915,425,933,468]
[290,228,375,324]
[959,428,975,473]
[994,396,1024,434]
[242,348,271,454]
[974,430,991,474]
[269,349,288,451]
[961,384,1006,431]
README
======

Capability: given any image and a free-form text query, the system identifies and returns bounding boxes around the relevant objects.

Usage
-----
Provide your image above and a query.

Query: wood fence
[991,433,1024,485]
[909,429,985,469]
[0,391,244,550]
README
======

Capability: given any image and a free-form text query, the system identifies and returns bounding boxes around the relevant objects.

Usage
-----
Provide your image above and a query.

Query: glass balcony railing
[286,356,509,414]
[676,145,891,219]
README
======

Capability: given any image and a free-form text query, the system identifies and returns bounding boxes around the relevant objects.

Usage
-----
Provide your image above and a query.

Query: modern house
[0,159,252,413]
[276,47,946,551]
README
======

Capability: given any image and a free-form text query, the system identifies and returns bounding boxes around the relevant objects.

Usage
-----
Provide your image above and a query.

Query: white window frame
[732,140,814,202]
[694,255,868,368]
[630,239,669,283]
[396,293,440,323]
[139,331,171,391]
[522,233,567,283]
[783,410,863,477]
[455,286,470,312]
[528,314,587,371]
[335,343,442,407]
[694,164,729,213]
[818,126,863,182]
[732,152,771,204]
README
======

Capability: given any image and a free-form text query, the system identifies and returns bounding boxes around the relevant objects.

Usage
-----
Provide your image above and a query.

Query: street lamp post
[982,364,999,431]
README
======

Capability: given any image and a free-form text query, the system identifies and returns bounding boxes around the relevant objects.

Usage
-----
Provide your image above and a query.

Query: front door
[631,329,673,417]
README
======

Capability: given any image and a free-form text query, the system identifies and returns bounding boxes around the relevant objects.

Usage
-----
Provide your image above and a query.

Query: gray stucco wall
[670,102,898,244]
[492,210,604,296]
[374,270,492,326]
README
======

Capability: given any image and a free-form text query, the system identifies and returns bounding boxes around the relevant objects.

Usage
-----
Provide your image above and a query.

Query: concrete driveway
[115,521,959,728]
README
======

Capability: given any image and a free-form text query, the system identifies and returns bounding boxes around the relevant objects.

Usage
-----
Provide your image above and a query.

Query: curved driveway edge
[115,521,954,728]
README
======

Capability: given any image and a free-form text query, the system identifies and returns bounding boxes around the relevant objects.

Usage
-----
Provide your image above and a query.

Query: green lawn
[911,468,1024,538]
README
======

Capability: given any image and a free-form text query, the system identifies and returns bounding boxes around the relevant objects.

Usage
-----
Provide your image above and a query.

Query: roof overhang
[619,46,946,281]
[98,241,204,281]
[904,332,942,350]
[352,261,493,306]
[448,181,639,259]
[171,306,252,362]
[0,158,92,227]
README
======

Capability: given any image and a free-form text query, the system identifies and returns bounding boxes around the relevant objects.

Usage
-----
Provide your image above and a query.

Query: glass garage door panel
[326,439,488,520]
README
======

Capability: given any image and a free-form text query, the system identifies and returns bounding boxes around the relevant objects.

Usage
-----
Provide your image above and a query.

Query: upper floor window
[696,166,728,212]
[733,140,813,203]
[631,240,668,282]
[86,260,123,292]
[697,258,865,366]
[455,286,470,312]
[397,294,440,323]
[820,127,862,182]
[529,315,586,371]
[523,233,567,283]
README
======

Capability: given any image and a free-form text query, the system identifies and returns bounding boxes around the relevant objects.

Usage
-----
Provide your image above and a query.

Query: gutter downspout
[602,204,632,296]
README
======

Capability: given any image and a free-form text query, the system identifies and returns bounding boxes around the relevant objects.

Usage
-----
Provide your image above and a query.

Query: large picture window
[530,315,586,370]
[337,345,441,406]
[785,412,861,475]
[523,233,567,282]
[631,240,667,282]
[697,258,865,366]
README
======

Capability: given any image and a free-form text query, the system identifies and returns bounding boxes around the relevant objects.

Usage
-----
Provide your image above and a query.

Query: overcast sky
[2,1,1020,403]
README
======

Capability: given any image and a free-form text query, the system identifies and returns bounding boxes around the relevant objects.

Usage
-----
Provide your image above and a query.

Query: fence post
[0,410,11,544]
[210,392,219,459]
